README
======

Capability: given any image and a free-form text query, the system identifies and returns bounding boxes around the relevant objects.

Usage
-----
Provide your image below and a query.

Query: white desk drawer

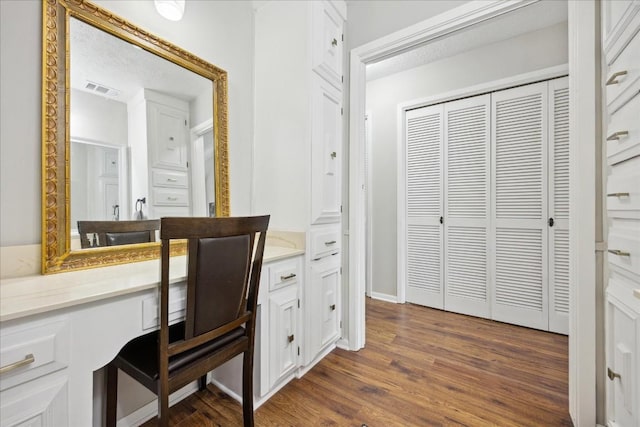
[268,258,300,292]
[0,318,70,391]
[152,187,189,206]
[608,223,640,279]
[152,169,188,188]
[141,283,187,330]
[310,225,341,260]
[607,90,640,166]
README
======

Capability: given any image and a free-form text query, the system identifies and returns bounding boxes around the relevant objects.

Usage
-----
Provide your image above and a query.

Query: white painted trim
[371,292,398,304]
[396,102,407,305]
[567,2,599,425]
[190,118,214,137]
[365,111,373,298]
[116,382,198,427]
[189,119,214,217]
[398,64,568,112]
[348,0,542,353]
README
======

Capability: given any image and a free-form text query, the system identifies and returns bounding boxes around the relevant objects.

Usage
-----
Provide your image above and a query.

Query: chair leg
[242,351,254,427]
[158,390,169,427]
[198,374,208,391]
[105,363,118,427]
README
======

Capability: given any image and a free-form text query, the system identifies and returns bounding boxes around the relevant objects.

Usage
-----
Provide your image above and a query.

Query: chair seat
[113,322,245,391]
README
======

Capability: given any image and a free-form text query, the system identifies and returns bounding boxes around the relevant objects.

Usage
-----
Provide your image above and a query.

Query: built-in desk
[0,242,304,427]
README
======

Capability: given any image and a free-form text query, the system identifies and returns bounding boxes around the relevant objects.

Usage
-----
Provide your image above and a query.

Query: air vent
[84,80,120,98]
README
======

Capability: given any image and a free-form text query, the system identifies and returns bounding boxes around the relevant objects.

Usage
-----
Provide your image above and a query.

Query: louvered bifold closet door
[405,105,444,308]
[491,82,549,330]
[443,95,491,318]
[548,77,570,334]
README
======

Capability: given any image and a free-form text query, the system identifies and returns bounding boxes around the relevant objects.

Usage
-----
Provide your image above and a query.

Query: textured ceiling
[366,0,568,82]
[70,17,211,104]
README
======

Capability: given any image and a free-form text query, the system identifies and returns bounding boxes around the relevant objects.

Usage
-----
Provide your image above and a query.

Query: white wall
[0,0,254,247]
[366,22,568,297]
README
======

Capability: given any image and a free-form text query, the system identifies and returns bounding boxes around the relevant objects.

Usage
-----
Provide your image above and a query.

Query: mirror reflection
[69,17,214,250]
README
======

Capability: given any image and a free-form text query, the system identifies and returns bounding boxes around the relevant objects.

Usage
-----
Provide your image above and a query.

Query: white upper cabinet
[312,1,344,89]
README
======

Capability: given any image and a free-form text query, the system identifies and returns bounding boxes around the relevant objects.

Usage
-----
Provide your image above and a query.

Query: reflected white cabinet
[128,89,190,218]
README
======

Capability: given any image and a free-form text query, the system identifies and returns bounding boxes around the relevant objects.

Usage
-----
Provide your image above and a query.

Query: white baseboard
[336,338,349,350]
[116,382,199,427]
[371,292,398,303]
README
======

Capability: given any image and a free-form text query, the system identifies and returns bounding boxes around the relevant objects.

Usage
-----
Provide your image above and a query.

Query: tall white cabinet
[403,77,570,334]
[128,89,191,219]
[253,0,346,373]
[602,2,640,426]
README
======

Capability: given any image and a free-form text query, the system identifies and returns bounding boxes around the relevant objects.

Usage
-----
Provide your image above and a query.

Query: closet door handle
[608,249,630,257]
[606,130,629,141]
[606,70,627,85]
[548,218,554,227]
[331,38,338,47]
[439,216,443,224]
[330,304,336,311]
[607,367,621,381]
[287,334,295,343]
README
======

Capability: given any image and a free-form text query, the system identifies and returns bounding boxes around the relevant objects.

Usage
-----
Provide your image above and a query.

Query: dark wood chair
[105,215,270,427]
[77,220,160,248]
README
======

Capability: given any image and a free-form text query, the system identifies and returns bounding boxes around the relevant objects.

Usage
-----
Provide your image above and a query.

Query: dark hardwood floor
[142,298,571,426]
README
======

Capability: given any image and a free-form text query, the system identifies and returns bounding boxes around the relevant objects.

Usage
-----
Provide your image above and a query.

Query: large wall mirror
[42,0,229,273]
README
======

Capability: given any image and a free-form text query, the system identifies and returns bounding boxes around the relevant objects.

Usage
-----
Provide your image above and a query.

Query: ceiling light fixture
[154,0,185,21]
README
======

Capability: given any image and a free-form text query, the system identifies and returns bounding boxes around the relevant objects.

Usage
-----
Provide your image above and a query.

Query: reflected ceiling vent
[84,80,120,98]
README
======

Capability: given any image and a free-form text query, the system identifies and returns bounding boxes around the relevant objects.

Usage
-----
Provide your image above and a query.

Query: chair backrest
[77,220,160,248]
[159,216,270,355]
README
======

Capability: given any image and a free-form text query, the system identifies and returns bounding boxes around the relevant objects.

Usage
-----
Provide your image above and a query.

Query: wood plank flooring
[142,298,571,426]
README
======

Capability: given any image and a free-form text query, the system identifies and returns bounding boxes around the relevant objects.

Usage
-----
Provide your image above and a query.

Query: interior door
[443,95,491,318]
[491,82,549,330]
[548,77,570,334]
[405,105,444,308]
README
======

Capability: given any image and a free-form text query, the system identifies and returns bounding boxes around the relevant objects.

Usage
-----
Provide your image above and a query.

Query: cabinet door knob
[606,130,629,141]
[287,334,295,343]
[330,151,337,159]
[606,70,627,85]
[607,367,621,381]
[169,136,175,141]
[0,354,35,375]
[331,38,338,47]
[608,249,631,257]
[330,304,336,311]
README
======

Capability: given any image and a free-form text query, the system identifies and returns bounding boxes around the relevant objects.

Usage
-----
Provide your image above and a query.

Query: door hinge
[297,347,300,356]
[340,267,342,275]
[340,205,343,213]
[341,75,344,83]
[186,161,189,168]
[340,321,342,328]
[184,119,187,126]
[341,107,343,115]
[297,299,300,309]
[342,34,344,42]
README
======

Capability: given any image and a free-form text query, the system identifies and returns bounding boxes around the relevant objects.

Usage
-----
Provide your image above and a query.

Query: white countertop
[0,245,304,323]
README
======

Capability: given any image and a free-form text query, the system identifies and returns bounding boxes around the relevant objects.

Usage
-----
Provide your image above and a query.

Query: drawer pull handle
[607,367,621,381]
[287,334,295,343]
[166,178,178,182]
[280,273,296,281]
[608,249,630,257]
[607,192,630,197]
[606,130,629,141]
[606,70,627,86]
[0,354,35,374]
[325,240,337,246]
[331,38,338,47]
[167,197,178,201]
[330,304,336,311]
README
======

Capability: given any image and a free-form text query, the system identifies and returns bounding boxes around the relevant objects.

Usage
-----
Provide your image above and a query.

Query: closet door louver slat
[405,106,444,308]
[491,82,549,330]
[444,96,491,318]
[548,77,570,334]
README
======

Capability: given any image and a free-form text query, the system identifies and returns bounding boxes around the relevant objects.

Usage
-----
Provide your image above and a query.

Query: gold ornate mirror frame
[42,0,230,274]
